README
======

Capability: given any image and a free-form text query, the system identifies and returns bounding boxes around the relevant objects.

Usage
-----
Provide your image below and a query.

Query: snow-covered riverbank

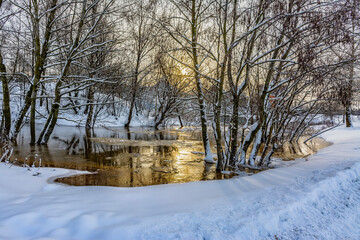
[0,125,360,240]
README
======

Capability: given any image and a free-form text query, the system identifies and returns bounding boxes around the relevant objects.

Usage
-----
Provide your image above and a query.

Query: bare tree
[159,0,215,162]
[153,53,190,129]
[0,0,11,137]
[8,0,62,142]
[123,0,158,128]
[334,0,359,127]
[37,0,115,144]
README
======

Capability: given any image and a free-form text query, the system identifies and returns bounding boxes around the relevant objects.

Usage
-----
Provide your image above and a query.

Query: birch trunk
[191,0,213,162]
[0,52,11,137]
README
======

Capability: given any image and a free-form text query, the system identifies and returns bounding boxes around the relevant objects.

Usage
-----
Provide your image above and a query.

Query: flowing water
[10,125,330,187]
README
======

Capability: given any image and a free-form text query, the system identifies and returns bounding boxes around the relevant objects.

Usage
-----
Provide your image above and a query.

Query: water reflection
[11,125,330,187]
[12,125,235,187]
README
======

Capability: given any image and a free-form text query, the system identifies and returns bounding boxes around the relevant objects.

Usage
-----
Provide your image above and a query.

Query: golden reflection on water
[56,145,219,187]
[12,126,235,187]
[12,126,329,187]
[55,138,238,187]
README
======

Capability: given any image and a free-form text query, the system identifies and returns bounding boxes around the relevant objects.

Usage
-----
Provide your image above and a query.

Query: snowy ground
[3,86,162,128]
[1,125,360,240]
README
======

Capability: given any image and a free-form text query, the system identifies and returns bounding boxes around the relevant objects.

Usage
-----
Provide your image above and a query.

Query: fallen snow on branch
[0,125,360,240]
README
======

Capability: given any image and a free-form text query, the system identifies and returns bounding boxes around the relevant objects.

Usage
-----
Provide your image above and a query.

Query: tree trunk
[125,88,136,128]
[30,85,38,144]
[154,110,166,130]
[214,92,224,170]
[30,0,59,144]
[191,0,213,163]
[37,109,53,144]
[11,86,33,141]
[42,82,61,144]
[40,83,45,107]
[126,53,140,128]
[240,122,261,165]
[39,0,89,144]
[0,52,11,137]
[86,86,95,129]
[84,127,93,158]
[177,109,183,128]
[344,0,356,128]
[30,11,41,145]
[229,95,239,166]
[248,128,262,166]
[258,122,274,166]
[345,105,352,127]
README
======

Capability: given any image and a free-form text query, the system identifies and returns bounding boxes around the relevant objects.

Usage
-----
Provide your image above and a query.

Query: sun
[181,68,188,75]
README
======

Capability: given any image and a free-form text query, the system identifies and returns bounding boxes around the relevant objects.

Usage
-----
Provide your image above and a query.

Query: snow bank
[0,125,360,239]
[54,112,154,127]
[1,85,157,128]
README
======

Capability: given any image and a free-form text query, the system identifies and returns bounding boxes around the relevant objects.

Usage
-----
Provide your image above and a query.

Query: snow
[1,84,158,129]
[54,111,153,128]
[1,125,360,239]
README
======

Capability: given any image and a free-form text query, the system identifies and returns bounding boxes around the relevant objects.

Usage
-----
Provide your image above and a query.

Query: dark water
[11,125,330,187]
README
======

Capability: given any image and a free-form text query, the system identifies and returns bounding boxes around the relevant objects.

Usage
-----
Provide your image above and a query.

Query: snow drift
[0,125,359,240]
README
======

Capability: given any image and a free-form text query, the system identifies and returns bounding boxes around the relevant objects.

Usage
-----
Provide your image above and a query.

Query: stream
[10,125,331,187]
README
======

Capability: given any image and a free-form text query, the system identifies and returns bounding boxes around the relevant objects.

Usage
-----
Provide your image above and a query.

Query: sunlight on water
[12,126,235,187]
[11,125,330,187]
